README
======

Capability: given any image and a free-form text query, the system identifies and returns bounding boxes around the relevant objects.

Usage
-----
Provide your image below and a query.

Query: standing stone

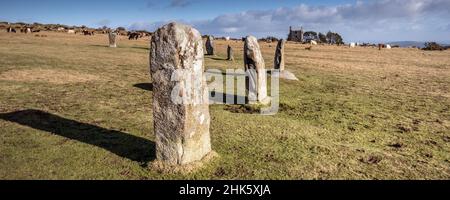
[150,22,211,165]
[108,32,117,48]
[205,35,215,55]
[244,35,269,104]
[227,45,234,61]
[272,39,299,81]
[274,39,285,71]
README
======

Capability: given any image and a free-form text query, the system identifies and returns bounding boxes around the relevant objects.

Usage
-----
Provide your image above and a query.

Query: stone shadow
[208,57,228,61]
[205,70,246,76]
[209,91,247,105]
[134,83,153,91]
[0,109,155,163]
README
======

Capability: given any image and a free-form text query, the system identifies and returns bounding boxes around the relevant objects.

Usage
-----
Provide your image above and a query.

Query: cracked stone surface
[205,35,215,55]
[244,35,268,104]
[108,32,117,48]
[150,22,211,165]
[227,45,234,61]
[274,39,285,71]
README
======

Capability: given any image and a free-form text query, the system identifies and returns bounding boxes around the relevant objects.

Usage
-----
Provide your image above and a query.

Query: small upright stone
[108,32,117,48]
[274,39,285,71]
[272,39,299,81]
[227,45,234,61]
[205,35,215,55]
[244,35,269,104]
[150,22,212,165]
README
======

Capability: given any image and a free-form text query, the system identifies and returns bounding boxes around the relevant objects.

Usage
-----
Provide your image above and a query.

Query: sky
[1,0,450,43]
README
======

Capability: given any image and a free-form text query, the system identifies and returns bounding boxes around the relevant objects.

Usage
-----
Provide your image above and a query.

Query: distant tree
[325,31,344,45]
[326,31,334,44]
[117,27,126,31]
[318,32,327,43]
[303,31,317,41]
[259,36,279,42]
[422,42,445,51]
[334,33,344,45]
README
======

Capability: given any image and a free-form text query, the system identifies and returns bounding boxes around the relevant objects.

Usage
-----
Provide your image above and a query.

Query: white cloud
[128,21,170,31]
[96,19,111,27]
[221,27,239,33]
[169,0,194,8]
[134,0,450,42]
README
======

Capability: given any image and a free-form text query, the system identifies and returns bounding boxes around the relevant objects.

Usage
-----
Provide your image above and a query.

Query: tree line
[304,31,344,45]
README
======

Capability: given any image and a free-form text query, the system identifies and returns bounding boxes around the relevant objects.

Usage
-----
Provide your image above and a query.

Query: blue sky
[1,0,450,42]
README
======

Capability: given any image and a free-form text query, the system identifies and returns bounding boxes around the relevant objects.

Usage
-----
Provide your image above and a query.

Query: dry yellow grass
[0,31,449,179]
[0,69,100,84]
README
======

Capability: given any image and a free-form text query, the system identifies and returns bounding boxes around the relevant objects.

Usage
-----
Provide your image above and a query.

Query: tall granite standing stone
[108,32,117,48]
[274,39,285,71]
[205,35,215,55]
[227,45,234,61]
[150,22,212,165]
[244,35,269,104]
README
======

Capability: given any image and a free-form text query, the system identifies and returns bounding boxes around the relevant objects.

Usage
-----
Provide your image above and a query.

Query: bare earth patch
[0,69,100,84]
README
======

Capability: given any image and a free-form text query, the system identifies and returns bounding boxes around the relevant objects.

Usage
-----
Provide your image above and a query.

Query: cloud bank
[133,0,450,42]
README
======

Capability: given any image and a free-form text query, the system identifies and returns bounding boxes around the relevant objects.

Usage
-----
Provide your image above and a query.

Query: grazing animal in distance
[305,46,312,51]
[20,27,31,33]
[82,30,94,36]
[7,27,16,33]
[128,32,140,40]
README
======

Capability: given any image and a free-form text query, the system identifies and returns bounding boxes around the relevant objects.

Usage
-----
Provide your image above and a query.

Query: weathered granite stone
[272,39,299,81]
[108,32,117,48]
[244,35,269,104]
[274,39,285,71]
[150,22,211,165]
[205,35,215,55]
[227,45,234,61]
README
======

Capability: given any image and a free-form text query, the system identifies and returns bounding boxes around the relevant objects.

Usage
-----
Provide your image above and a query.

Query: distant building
[288,26,304,42]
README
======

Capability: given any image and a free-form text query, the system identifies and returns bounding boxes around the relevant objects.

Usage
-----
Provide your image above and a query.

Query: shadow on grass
[205,70,246,76]
[208,57,228,61]
[89,44,108,48]
[210,91,247,105]
[134,83,153,91]
[130,46,150,50]
[0,109,155,163]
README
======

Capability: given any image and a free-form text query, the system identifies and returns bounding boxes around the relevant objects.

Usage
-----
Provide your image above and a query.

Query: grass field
[0,31,449,179]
